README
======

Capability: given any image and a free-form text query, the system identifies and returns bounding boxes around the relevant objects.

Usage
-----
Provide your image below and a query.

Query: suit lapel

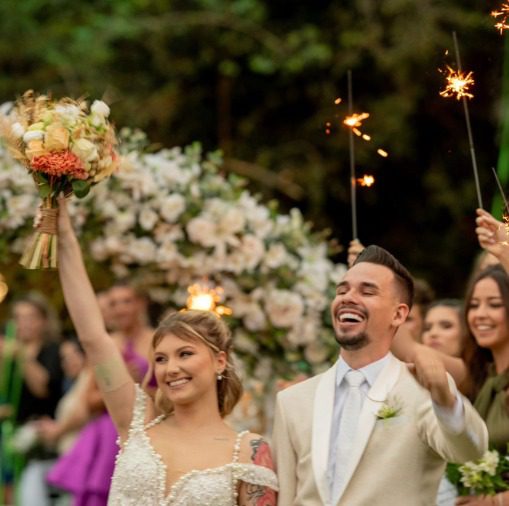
[334,354,403,504]
[312,363,338,505]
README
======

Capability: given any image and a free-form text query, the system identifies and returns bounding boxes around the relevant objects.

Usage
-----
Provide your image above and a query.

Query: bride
[56,199,278,505]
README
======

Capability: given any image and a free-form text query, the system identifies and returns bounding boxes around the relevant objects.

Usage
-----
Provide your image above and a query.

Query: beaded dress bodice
[108,385,278,505]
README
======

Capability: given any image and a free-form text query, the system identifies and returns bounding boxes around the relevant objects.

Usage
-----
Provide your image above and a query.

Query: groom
[272,245,487,506]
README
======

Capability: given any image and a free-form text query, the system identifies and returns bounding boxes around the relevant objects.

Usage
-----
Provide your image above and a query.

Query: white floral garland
[0,129,345,386]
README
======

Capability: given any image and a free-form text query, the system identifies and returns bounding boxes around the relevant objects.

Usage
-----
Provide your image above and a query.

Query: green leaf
[71,179,91,199]
[33,172,48,185]
[38,183,51,198]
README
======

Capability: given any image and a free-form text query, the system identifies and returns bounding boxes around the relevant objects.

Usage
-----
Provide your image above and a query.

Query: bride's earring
[217,372,223,381]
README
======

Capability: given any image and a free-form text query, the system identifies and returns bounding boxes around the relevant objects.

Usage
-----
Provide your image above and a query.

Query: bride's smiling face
[153,333,226,407]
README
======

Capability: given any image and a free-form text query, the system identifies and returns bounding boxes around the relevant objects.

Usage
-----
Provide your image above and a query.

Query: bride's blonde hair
[150,310,243,417]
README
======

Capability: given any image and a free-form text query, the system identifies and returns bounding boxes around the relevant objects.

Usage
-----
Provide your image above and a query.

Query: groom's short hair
[353,245,414,308]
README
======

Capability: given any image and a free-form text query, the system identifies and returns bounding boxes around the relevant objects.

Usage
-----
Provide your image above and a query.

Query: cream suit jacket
[273,354,488,506]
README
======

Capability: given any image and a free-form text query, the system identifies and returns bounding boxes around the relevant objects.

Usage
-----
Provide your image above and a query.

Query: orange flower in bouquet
[1,90,119,269]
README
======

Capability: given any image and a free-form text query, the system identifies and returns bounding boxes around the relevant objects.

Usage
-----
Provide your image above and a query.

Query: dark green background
[0,0,506,299]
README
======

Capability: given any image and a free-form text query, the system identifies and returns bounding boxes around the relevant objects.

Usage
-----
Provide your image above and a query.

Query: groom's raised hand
[406,345,456,409]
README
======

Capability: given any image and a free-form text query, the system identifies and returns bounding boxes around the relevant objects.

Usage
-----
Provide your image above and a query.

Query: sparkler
[439,66,474,100]
[327,102,388,155]
[491,166,509,214]
[491,167,509,244]
[440,32,483,209]
[346,70,358,239]
[326,75,389,240]
[357,174,375,187]
[185,282,232,317]
[492,2,509,34]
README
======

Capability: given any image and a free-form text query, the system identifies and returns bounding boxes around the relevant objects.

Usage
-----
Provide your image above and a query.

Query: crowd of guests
[0,280,156,505]
[0,206,508,505]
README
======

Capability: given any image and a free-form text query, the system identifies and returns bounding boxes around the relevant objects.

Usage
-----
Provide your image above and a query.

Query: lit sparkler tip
[357,174,375,187]
[491,2,509,34]
[377,149,388,158]
[343,112,370,128]
[185,282,231,317]
[439,66,475,100]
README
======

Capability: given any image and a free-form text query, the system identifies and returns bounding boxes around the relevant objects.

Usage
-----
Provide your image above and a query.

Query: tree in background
[0,0,501,296]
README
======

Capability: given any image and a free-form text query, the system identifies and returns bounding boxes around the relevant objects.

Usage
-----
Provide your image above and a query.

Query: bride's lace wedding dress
[108,385,278,505]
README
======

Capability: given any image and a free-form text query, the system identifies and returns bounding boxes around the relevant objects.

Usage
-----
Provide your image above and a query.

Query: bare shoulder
[238,432,275,470]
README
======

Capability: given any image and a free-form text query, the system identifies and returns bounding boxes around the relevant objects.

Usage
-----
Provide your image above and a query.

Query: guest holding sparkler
[394,209,509,505]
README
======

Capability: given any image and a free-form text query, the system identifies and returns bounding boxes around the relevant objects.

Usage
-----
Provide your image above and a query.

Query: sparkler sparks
[325,77,390,241]
[342,112,388,157]
[439,31,483,209]
[439,66,475,100]
[357,174,375,187]
[185,282,232,317]
[343,112,370,128]
[492,3,509,34]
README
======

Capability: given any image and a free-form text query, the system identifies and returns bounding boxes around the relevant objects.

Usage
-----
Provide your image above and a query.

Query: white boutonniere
[376,396,403,420]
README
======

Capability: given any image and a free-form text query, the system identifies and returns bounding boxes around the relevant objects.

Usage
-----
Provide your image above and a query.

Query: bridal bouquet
[446,447,509,496]
[1,90,119,269]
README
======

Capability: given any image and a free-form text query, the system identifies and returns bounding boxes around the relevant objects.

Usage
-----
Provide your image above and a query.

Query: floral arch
[0,129,345,429]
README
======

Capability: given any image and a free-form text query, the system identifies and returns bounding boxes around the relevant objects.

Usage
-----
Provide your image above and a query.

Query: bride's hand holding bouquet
[1,90,119,269]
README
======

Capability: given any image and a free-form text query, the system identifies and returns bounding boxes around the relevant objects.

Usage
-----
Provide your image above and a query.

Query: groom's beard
[335,331,370,350]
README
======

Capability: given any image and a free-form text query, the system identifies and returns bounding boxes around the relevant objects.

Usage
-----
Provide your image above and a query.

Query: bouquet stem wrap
[20,198,58,269]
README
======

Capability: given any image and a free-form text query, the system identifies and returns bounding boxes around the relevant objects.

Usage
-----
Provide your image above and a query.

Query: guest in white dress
[56,199,278,505]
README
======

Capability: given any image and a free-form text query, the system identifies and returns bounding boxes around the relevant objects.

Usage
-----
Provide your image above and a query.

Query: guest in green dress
[393,209,509,505]
[454,209,509,505]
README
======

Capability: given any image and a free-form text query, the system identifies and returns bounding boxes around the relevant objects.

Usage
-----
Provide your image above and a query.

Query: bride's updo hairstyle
[151,309,243,417]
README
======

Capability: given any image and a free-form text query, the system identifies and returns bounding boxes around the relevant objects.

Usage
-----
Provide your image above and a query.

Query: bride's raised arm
[57,198,135,438]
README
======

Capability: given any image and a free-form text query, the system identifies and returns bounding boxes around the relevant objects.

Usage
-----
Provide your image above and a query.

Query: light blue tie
[332,370,365,502]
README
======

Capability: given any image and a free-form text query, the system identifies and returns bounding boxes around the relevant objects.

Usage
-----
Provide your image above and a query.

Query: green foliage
[0,0,502,295]
[446,447,509,496]
[71,180,91,198]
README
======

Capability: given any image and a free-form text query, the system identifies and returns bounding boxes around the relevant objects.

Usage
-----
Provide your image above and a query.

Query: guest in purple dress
[47,286,156,506]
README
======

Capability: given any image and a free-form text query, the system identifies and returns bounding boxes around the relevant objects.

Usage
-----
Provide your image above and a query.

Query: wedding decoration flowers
[0,91,119,269]
[376,396,403,420]
[0,128,345,398]
[447,447,509,496]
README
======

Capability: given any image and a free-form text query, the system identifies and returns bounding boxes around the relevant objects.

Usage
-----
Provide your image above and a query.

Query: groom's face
[331,262,404,351]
